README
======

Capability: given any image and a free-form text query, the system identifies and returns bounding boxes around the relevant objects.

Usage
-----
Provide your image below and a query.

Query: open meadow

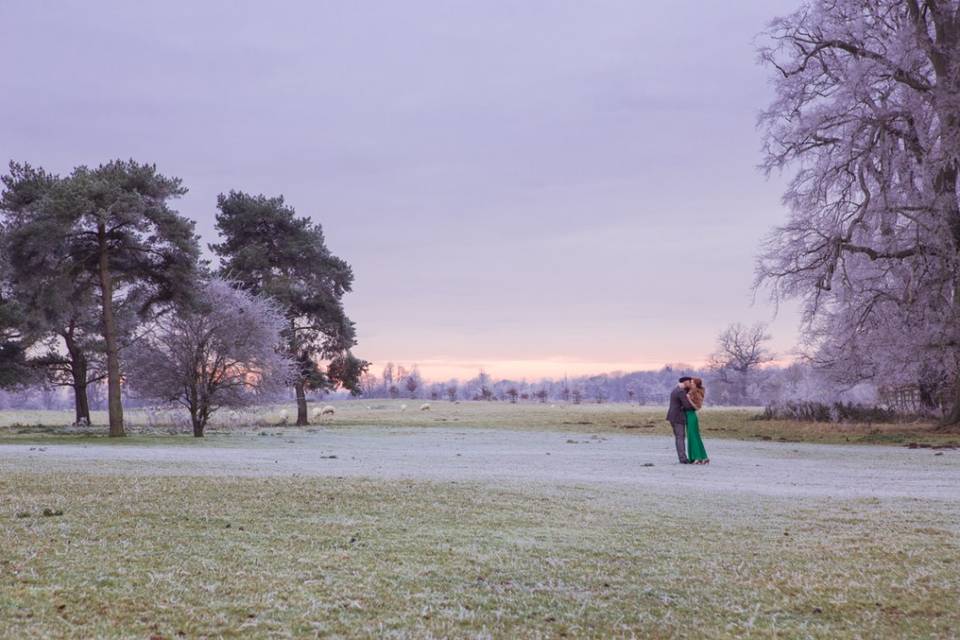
[5,0,960,637]
[2,403,958,638]
[0,401,955,447]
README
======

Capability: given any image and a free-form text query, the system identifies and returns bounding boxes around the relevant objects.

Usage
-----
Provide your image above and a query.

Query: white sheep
[278,409,289,424]
[420,403,431,411]
[400,404,407,412]
[321,405,336,415]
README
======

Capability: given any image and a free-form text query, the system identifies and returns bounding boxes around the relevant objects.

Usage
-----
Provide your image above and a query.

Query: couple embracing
[666,376,709,465]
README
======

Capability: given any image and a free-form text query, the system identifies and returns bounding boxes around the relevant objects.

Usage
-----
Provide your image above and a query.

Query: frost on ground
[1,427,957,501]
[3,427,959,639]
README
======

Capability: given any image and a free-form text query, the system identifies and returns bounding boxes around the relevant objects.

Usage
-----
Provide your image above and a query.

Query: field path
[1,427,957,501]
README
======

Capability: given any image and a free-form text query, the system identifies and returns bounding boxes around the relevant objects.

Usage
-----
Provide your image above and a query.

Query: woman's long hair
[689,377,705,409]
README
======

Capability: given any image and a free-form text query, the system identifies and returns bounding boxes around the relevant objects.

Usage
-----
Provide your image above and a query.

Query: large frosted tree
[0,161,201,435]
[757,0,960,423]
[212,191,367,425]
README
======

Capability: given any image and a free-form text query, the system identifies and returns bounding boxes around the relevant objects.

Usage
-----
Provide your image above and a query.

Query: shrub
[757,401,900,423]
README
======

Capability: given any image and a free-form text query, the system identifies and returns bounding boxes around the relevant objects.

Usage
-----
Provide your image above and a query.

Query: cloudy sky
[1,0,803,381]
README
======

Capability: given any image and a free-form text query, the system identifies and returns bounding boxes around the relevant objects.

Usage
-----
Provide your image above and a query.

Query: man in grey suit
[666,376,696,464]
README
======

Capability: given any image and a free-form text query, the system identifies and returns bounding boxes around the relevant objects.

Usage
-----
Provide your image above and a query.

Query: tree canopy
[212,191,367,424]
[0,160,201,434]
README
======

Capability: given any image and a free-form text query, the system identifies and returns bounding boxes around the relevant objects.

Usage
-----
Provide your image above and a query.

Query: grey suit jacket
[666,386,695,424]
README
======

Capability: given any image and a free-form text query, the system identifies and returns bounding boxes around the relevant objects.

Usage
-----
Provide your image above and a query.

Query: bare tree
[446,384,457,402]
[756,1,960,423]
[360,371,379,397]
[507,387,519,403]
[708,323,774,403]
[405,374,419,398]
[125,279,292,437]
[382,362,394,396]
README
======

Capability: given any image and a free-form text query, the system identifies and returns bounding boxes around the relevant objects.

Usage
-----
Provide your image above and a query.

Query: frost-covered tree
[126,279,292,437]
[708,323,775,403]
[405,370,421,398]
[757,0,960,423]
[382,362,395,395]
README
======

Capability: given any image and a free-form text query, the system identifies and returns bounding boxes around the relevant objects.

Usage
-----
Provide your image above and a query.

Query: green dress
[686,410,708,462]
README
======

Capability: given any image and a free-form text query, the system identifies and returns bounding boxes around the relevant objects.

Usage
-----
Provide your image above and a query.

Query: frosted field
[2,404,958,638]
[1,425,958,501]
[0,400,953,446]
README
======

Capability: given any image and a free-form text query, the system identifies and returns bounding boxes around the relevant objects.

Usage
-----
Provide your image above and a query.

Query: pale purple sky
[1,0,802,381]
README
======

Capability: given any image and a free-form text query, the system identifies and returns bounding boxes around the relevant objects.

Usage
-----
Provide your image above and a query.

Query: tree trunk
[64,336,91,425]
[933,151,960,428]
[73,379,91,425]
[295,381,309,426]
[189,406,205,437]
[940,377,960,427]
[97,222,124,437]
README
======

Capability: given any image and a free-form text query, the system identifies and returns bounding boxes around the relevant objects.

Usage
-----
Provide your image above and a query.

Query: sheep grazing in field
[400,404,407,412]
[321,405,336,415]
[278,409,289,425]
[311,407,322,419]
[420,403,431,411]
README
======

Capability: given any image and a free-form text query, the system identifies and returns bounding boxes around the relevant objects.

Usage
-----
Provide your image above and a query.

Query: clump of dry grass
[2,473,958,638]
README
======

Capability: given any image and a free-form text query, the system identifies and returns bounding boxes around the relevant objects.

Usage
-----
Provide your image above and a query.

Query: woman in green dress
[685,377,709,464]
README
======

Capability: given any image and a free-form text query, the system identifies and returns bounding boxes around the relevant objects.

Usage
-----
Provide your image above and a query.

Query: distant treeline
[0,361,873,412]
[348,361,875,407]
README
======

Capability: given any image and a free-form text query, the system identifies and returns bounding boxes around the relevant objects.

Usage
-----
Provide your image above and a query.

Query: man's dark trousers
[670,420,688,464]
